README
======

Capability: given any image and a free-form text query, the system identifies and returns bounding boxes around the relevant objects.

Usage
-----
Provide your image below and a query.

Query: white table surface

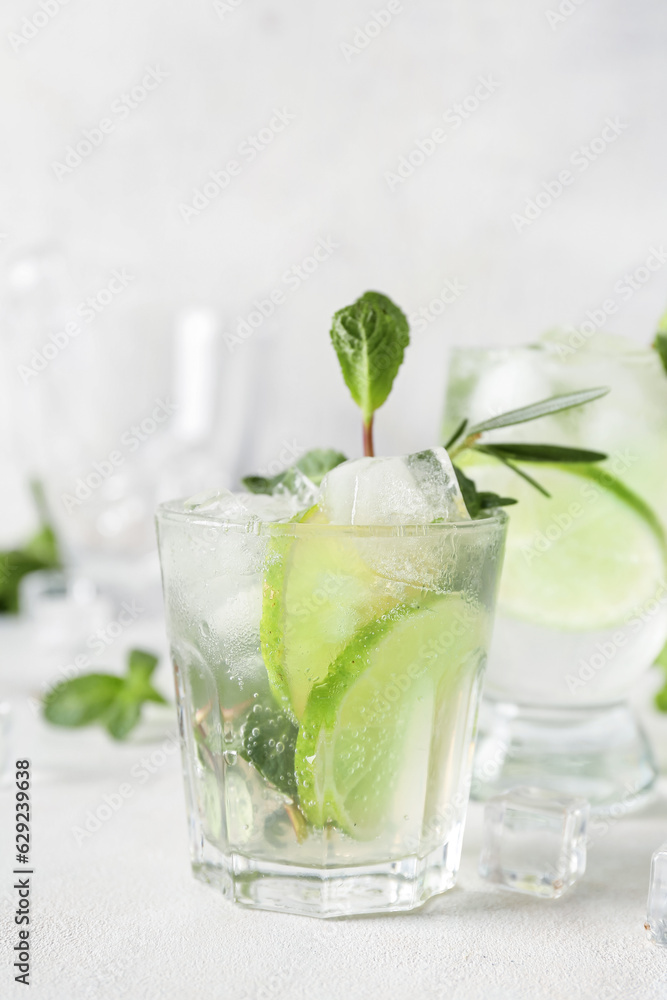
[1,617,667,1000]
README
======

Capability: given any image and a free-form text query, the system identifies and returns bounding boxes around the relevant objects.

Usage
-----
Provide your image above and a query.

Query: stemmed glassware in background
[443,331,667,811]
[1,245,261,622]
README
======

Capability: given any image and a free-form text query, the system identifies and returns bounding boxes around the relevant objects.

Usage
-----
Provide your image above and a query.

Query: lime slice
[260,507,407,719]
[294,593,485,839]
[458,458,667,630]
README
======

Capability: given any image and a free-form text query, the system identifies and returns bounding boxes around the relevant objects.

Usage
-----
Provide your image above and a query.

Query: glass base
[472,698,658,814]
[192,842,460,918]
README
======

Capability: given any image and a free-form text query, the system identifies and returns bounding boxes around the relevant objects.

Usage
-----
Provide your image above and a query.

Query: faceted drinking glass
[156,501,507,917]
[443,332,667,812]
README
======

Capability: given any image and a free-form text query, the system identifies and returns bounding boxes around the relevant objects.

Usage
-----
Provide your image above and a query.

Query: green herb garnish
[330,291,409,457]
[653,305,667,374]
[247,295,610,513]
[654,643,667,712]
[654,332,667,375]
[43,649,168,740]
[242,448,347,495]
[241,697,299,797]
[445,388,610,507]
[0,481,61,614]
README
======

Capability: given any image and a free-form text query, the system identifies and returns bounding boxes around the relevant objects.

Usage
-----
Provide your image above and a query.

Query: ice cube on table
[318,447,470,525]
[646,843,667,945]
[479,786,589,898]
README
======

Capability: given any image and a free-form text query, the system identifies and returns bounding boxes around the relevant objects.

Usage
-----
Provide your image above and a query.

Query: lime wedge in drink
[260,507,409,719]
[260,449,470,721]
[294,593,485,838]
[457,458,667,631]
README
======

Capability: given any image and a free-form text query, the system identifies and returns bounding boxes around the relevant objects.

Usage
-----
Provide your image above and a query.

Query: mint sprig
[330,291,409,457]
[43,649,168,740]
[0,481,61,614]
[453,466,517,517]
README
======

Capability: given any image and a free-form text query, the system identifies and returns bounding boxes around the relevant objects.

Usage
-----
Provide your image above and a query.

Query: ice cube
[272,467,319,508]
[200,583,263,667]
[184,487,250,517]
[479,786,589,898]
[318,447,470,525]
[183,487,306,524]
[646,842,667,945]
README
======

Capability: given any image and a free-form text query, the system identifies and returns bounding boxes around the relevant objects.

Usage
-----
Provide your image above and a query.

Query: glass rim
[449,333,656,364]
[155,498,508,536]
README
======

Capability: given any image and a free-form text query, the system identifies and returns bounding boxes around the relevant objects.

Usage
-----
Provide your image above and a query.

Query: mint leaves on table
[242,449,347,495]
[446,388,610,504]
[43,649,168,740]
[330,291,409,457]
[0,481,61,614]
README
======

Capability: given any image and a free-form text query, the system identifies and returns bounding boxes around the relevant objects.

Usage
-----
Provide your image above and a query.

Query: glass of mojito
[156,450,507,917]
[443,331,667,812]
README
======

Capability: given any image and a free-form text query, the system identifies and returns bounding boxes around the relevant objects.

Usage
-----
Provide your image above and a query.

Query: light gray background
[1,0,667,539]
[1,4,667,997]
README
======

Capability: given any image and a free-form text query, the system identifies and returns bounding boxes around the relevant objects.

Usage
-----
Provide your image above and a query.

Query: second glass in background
[443,331,667,812]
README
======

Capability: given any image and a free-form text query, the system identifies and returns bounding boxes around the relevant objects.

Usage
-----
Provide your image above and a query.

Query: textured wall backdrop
[1,0,666,541]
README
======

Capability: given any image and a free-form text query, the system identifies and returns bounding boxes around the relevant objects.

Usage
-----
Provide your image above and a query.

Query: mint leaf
[654,332,667,375]
[42,648,167,739]
[44,674,124,727]
[654,641,667,713]
[294,449,348,486]
[241,696,299,798]
[242,475,275,495]
[0,550,47,614]
[330,291,409,454]
[104,695,144,741]
[127,649,160,684]
[125,649,167,708]
[466,387,609,436]
[0,480,62,615]
[656,641,667,671]
[453,465,517,517]
[22,524,60,568]
[242,449,347,495]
